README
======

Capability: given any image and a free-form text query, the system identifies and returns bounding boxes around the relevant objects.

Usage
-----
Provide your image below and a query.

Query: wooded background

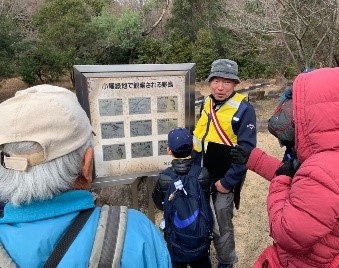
[1,0,339,87]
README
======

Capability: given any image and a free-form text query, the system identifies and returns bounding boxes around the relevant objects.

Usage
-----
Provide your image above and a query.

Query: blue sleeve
[220,100,257,190]
[191,149,203,166]
[121,209,172,268]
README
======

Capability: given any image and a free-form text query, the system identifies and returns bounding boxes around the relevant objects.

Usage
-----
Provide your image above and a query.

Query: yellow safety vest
[193,93,247,152]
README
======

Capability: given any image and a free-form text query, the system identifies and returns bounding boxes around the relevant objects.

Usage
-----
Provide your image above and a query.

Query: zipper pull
[168,189,178,201]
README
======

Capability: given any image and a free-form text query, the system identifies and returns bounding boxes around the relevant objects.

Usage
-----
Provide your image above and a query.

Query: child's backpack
[162,165,214,264]
[267,87,294,142]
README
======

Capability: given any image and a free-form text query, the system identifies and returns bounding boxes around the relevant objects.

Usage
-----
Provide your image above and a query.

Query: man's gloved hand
[230,145,253,165]
[275,158,300,178]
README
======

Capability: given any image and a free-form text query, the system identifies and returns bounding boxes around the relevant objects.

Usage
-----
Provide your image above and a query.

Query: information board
[73,64,196,187]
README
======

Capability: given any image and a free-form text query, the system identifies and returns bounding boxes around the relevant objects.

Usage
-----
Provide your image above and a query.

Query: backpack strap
[43,207,95,268]
[187,165,202,179]
[163,165,201,182]
[89,205,128,268]
[161,167,178,179]
[0,209,95,268]
[0,206,127,268]
[0,242,16,268]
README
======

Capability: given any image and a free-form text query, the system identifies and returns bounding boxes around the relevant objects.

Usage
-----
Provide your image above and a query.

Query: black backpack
[162,165,214,264]
[267,87,294,142]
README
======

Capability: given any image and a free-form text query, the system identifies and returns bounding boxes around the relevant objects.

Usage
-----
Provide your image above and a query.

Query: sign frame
[73,64,196,188]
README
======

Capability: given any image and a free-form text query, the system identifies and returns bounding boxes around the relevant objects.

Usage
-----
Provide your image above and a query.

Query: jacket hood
[293,67,339,163]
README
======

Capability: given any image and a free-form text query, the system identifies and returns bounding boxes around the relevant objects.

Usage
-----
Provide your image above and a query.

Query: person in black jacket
[152,127,211,211]
[152,127,212,268]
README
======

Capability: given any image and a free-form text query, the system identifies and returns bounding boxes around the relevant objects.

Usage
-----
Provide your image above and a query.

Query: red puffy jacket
[247,68,339,268]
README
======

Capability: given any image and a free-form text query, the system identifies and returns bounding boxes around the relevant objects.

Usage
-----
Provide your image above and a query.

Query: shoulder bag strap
[43,207,95,268]
[89,205,128,268]
[209,98,233,146]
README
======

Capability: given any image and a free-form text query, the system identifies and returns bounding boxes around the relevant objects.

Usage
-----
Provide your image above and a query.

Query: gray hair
[0,139,92,206]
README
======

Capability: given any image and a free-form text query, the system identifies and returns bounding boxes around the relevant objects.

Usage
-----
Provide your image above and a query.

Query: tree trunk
[142,0,170,36]
[327,0,339,67]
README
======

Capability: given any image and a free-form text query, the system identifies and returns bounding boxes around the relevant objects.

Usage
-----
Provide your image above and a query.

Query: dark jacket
[152,158,211,211]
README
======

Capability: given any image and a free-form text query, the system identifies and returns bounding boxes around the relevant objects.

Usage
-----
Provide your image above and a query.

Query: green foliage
[235,51,275,79]
[143,0,164,12]
[83,0,106,14]
[0,14,22,77]
[192,29,218,81]
[211,24,277,79]
[96,46,131,65]
[34,0,96,33]
[165,0,222,42]
[17,40,65,85]
[163,33,192,63]
[92,7,143,62]
[211,27,237,59]
[282,65,299,79]
[1,0,330,82]
[110,8,143,51]
[245,0,264,16]
[136,37,165,64]
[33,0,105,74]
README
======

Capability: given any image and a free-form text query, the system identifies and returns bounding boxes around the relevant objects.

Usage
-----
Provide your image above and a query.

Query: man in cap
[192,59,257,268]
[0,85,171,267]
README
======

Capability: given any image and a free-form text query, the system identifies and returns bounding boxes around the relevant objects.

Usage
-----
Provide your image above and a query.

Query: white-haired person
[0,85,172,268]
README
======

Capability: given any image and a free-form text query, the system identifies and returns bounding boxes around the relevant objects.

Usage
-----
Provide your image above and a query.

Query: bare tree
[142,0,170,36]
[221,0,339,69]
[327,0,339,66]
[114,0,171,37]
[1,0,45,36]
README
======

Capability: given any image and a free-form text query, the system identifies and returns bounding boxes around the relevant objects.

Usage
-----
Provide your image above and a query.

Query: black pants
[172,253,212,268]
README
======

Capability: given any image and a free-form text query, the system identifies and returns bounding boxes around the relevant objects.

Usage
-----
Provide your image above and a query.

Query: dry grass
[0,76,73,103]
[0,76,286,267]
[0,78,27,102]
[231,133,285,267]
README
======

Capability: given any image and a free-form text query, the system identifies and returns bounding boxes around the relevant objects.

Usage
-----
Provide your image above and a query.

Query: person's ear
[73,147,94,191]
[167,147,173,156]
[82,147,94,183]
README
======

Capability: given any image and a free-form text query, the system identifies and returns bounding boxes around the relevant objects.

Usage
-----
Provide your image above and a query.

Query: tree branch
[142,0,169,36]
[274,3,299,67]
[327,0,339,66]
